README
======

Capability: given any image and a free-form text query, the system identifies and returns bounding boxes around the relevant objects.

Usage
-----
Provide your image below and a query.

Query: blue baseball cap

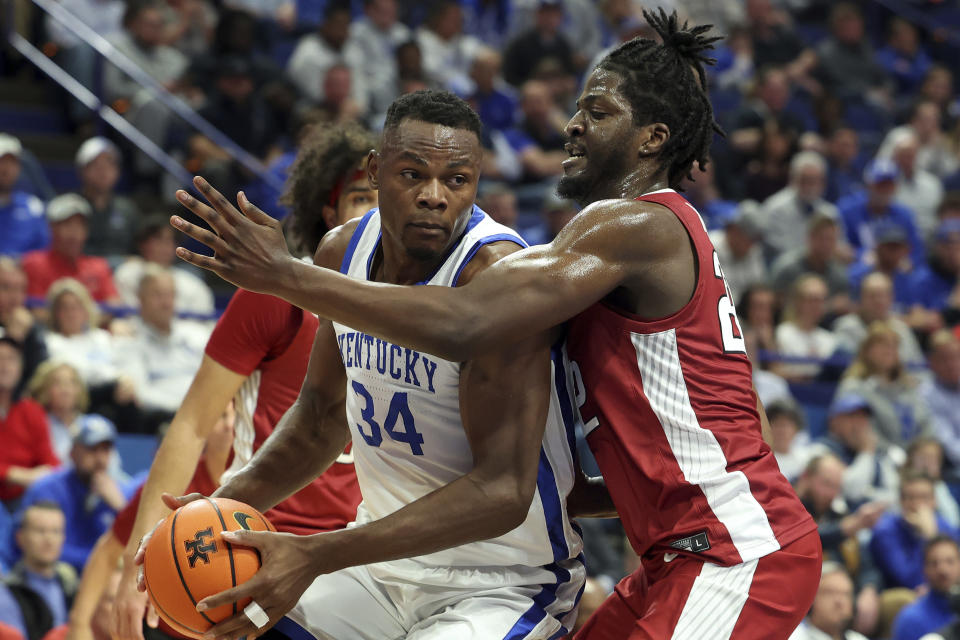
[73,415,117,447]
[863,158,899,185]
[829,394,872,418]
[874,221,908,244]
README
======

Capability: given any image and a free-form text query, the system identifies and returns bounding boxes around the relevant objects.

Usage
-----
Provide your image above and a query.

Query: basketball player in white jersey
[138,90,584,640]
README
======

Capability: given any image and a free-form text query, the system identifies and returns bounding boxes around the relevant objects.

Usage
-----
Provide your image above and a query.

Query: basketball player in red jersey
[169,10,821,639]
[110,123,377,640]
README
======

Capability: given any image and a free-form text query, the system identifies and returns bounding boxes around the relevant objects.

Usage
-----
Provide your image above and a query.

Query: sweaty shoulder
[312,216,365,271]
[557,198,690,267]
[456,240,524,287]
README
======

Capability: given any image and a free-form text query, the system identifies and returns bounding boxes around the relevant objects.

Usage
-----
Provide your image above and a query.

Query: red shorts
[575,529,821,640]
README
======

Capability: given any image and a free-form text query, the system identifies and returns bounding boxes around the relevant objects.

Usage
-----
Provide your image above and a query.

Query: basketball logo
[184,528,217,567]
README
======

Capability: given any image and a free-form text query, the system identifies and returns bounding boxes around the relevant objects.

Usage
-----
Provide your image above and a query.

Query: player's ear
[638,122,670,157]
[366,150,380,189]
[321,205,338,231]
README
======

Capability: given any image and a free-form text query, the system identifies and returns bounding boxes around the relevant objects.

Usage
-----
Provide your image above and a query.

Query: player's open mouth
[562,144,587,172]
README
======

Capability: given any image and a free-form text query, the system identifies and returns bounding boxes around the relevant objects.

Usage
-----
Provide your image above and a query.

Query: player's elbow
[488,476,536,532]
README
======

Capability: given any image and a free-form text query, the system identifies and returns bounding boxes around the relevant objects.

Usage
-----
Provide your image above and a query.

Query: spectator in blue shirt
[892,536,960,640]
[468,47,517,138]
[4,501,77,640]
[0,135,48,259]
[875,18,933,102]
[909,219,960,315]
[824,127,866,204]
[871,471,960,590]
[838,158,924,267]
[15,417,128,572]
[847,222,915,313]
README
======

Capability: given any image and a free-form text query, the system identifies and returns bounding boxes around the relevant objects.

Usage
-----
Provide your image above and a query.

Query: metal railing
[3,0,285,192]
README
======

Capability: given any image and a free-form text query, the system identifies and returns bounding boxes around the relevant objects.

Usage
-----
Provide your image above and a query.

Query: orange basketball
[143,497,276,639]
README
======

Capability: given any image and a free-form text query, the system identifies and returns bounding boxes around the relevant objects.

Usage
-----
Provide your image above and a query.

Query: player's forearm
[307,470,530,574]
[213,400,347,513]
[69,532,122,631]
[122,426,206,559]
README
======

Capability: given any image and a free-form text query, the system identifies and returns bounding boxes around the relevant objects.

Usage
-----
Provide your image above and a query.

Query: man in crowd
[74,137,140,260]
[871,471,960,590]
[789,562,869,640]
[114,266,211,428]
[708,201,767,301]
[16,416,128,571]
[892,536,960,640]
[0,259,47,396]
[922,330,960,469]
[20,194,120,305]
[771,211,850,316]
[0,134,47,258]
[3,502,76,640]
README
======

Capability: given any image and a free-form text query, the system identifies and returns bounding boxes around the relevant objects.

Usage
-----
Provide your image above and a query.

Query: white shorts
[277,556,585,640]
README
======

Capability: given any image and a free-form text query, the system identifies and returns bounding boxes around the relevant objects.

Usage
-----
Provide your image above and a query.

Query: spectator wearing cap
[0,337,58,507]
[4,501,76,640]
[521,189,577,246]
[708,201,767,301]
[759,151,840,262]
[833,273,924,366]
[74,138,139,259]
[0,259,47,398]
[771,212,851,316]
[870,471,960,590]
[837,321,933,449]
[812,393,900,508]
[113,215,214,316]
[113,265,211,422]
[788,562,870,640]
[908,219,960,314]
[15,416,128,571]
[921,331,960,470]
[848,221,915,313]
[890,536,960,640]
[0,135,48,259]
[20,196,120,305]
[838,158,924,267]
[888,129,945,238]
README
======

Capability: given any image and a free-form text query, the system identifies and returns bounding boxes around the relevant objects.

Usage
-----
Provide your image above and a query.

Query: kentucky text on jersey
[336,331,439,393]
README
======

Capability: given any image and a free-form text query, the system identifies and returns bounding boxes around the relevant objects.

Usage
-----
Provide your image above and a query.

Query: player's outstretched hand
[111,563,160,640]
[193,529,321,640]
[171,176,296,295]
[134,492,206,590]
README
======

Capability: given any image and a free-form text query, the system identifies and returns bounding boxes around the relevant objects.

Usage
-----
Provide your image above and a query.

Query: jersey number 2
[713,251,747,354]
[352,381,425,455]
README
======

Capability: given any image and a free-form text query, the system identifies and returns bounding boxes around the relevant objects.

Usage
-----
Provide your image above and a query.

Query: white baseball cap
[47,193,93,223]
[0,134,22,159]
[75,136,120,167]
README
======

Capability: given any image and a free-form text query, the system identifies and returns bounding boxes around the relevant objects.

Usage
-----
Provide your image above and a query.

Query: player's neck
[588,165,669,204]
[373,241,444,286]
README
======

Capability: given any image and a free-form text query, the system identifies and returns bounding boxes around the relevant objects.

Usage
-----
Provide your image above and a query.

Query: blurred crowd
[3,0,960,638]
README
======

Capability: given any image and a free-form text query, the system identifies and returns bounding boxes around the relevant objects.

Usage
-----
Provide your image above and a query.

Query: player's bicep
[459,332,553,501]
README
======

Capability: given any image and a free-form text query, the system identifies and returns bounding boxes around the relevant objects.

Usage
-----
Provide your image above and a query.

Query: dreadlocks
[597,8,724,189]
[281,122,377,255]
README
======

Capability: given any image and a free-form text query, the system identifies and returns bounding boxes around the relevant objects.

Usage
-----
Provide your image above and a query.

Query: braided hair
[597,8,724,189]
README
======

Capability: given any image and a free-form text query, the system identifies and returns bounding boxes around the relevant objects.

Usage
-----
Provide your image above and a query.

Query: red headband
[328,167,369,208]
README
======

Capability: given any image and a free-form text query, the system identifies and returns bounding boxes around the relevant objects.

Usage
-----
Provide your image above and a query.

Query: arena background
[2,0,960,638]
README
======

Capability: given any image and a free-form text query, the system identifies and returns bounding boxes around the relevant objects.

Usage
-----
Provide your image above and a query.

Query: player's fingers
[175,189,233,238]
[220,529,268,548]
[202,613,255,640]
[193,176,244,228]
[237,191,278,227]
[146,601,159,628]
[170,215,230,255]
[175,247,226,274]
[196,581,256,612]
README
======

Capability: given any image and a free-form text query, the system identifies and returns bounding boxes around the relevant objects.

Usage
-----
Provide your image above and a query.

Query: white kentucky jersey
[332,206,583,570]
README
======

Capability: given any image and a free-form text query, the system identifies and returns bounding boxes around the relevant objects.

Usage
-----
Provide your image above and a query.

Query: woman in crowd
[27,360,89,462]
[836,321,933,449]
[775,273,837,381]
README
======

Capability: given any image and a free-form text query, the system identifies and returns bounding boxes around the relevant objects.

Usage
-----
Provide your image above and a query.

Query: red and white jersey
[206,289,361,535]
[565,189,816,567]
